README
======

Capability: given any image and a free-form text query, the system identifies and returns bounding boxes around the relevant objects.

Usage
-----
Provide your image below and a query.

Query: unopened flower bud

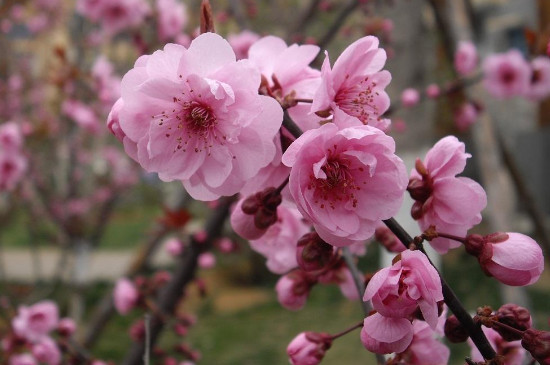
[287,331,332,365]
[57,318,76,337]
[296,232,335,272]
[129,320,145,341]
[495,304,532,341]
[521,329,550,364]
[444,315,469,343]
[407,177,432,202]
[276,270,316,311]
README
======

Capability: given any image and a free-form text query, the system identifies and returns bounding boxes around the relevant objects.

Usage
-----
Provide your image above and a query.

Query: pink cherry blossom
[364,249,443,328]
[12,301,59,342]
[156,0,188,41]
[113,278,139,315]
[116,33,283,201]
[525,56,550,101]
[408,136,487,253]
[467,232,544,286]
[101,0,150,35]
[453,102,479,132]
[91,56,121,106]
[76,0,105,21]
[62,99,99,133]
[0,122,23,151]
[400,88,420,108]
[31,337,61,365]
[276,270,316,311]
[394,319,449,365]
[9,354,37,365]
[282,123,407,247]
[287,332,332,365]
[425,84,441,99]
[454,41,478,76]
[247,35,321,140]
[249,202,310,274]
[227,30,261,60]
[483,50,531,99]
[198,252,216,269]
[311,36,391,128]
[360,313,414,354]
[469,326,525,365]
[164,237,184,256]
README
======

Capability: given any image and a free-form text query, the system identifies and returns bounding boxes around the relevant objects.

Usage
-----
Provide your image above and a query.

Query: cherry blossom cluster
[1,300,107,365]
[106,15,549,362]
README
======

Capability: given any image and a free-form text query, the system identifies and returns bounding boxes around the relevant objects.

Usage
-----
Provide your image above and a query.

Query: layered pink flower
[156,0,188,42]
[113,278,139,315]
[360,313,414,354]
[62,99,99,133]
[282,123,407,247]
[466,232,544,286]
[454,41,478,76]
[408,136,487,253]
[0,122,23,151]
[287,332,332,365]
[525,56,550,101]
[364,249,443,328]
[483,50,531,99]
[115,33,283,200]
[311,36,391,129]
[469,326,525,365]
[249,203,310,274]
[12,301,59,342]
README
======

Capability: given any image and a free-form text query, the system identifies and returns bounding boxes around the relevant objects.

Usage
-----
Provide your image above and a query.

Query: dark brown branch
[121,197,234,365]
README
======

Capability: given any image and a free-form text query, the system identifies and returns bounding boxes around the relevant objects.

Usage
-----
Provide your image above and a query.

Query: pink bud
[31,337,61,365]
[426,84,441,99]
[374,226,405,253]
[473,232,544,286]
[276,271,315,311]
[113,278,139,315]
[296,232,335,272]
[287,332,332,365]
[230,198,268,240]
[57,318,76,337]
[198,252,216,269]
[164,238,184,256]
[522,329,550,364]
[495,304,532,341]
[454,41,478,76]
[400,88,420,107]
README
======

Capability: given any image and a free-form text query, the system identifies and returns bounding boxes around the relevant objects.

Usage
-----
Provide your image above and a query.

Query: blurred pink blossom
[198,252,216,269]
[401,88,420,108]
[113,278,139,315]
[525,56,550,101]
[156,0,188,41]
[483,50,530,99]
[227,30,260,60]
[454,41,478,76]
[9,354,37,365]
[12,301,59,342]
[453,102,479,132]
[31,337,61,365]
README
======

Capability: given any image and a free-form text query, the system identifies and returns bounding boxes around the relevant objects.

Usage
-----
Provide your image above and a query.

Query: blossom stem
[275,176,290,195]
[431,231,466,244]
[331,321,363,340]
[342,247,370,316]
[294,98,314,104]
[282,110,304,139]
[487,319,525,337]
[383,217,497,360]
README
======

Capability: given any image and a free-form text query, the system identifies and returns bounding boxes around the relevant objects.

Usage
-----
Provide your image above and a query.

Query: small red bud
[296,232,335,272]
[444,315,469,343]
[495,304,532,341]
[521,329,550,364]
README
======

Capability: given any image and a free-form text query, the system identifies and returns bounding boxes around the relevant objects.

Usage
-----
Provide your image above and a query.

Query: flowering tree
[1,0,550,364]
